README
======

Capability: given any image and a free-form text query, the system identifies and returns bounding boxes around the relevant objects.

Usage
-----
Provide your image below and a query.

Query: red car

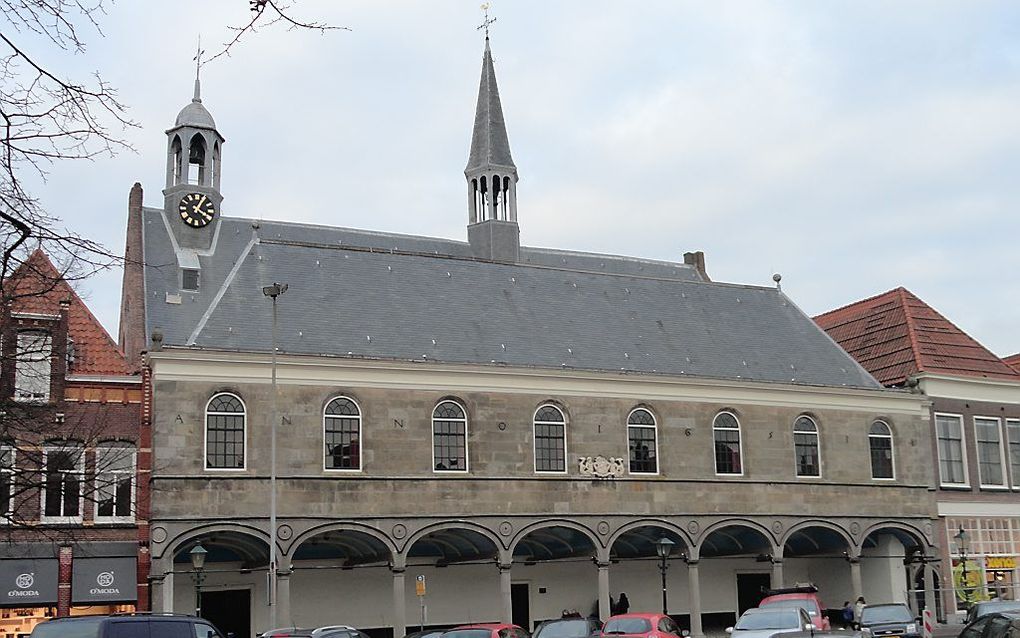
[601,613,684,638]
[444,623,530,638]
[758,586,830,631]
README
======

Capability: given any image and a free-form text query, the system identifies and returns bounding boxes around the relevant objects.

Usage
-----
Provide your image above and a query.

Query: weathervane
[193,35,205,81]
[478,3,497,39]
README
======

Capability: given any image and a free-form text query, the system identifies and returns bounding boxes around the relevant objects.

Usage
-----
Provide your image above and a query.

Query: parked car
[965,602,1020,625]
[602,613,682,638]
[726,607,814,638]
[260,629,315,637]
[959,612,1020,638]
[404,631,446,638]
[857,603,919,638]
[312,627,372,638]
[31,613,230,638]
[443,623,530,638]
[759,585,830,631]
[534,618,602,638]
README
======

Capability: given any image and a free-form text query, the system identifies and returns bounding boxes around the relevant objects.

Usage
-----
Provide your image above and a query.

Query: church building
[119,34,940,638]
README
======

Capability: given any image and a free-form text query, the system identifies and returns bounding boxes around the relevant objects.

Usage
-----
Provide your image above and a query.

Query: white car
[726,607,815,638]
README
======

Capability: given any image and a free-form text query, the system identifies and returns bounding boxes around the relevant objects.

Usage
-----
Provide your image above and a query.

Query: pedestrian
[841,601,854,629]
[617,593,630,614]
[854,597,866,629]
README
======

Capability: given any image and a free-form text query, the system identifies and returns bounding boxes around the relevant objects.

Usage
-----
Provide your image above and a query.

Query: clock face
[178,193,216,228]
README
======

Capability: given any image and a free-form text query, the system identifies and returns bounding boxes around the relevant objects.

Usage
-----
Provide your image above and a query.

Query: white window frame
[40,446,84,524]
[712,411,744,477]
[533,404,568,475]
[793,415,822,478]
[935,412,969,488]
[432,400,469,474]
[93,445,136,523]
[626,408,659,476]
[974,416,1008,490]
[1007,418,1020,490]
[0,445,14,523]
[868,420,896,481]
[14,331,52,402]
[323,395,363,473]
[204,393,248,472]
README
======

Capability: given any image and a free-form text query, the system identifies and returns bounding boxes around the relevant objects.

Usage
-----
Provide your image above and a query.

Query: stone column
[597,561,611,621]
[687,561,704,638]
[499,562,513,624]
[277,568,292,628]
[923,564,937,618]
[150,574,165,613]
[771,559,784,590]
[850,557,863,601]
[162,570,175,613]
[392,567,407,638]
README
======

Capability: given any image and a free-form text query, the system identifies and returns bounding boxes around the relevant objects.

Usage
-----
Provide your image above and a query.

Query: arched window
[713,412,743,475]
[206,393,246,470]
[170,135,183,184]
[433,401,467,472]
[869,421,894,479]
[794,415,820,477]
[627,408,657,474]
[534,404,567,473]
[188,133,207,185]
[324,397,362,471]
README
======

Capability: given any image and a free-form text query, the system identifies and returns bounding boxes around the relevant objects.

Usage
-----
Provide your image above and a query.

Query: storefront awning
[0,559,59,607]
[72,557,137,604]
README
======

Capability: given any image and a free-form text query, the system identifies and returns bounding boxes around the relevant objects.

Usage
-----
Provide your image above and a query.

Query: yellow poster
[952,558,989,604]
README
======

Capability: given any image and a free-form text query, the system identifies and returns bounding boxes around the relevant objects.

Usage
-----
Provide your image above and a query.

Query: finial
[192,35,205,102]
[478,2,497,41]
[772,273,782,291]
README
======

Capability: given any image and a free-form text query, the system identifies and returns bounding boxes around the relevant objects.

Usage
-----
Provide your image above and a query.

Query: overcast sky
[26,1,1020,357]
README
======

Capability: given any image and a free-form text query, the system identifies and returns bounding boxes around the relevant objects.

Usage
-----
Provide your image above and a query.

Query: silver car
[727,607,814,638]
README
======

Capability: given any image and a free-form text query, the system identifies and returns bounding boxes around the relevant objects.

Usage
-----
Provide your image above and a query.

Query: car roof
[452,624,515,630]
[608,613,661,620]
[744,608,798,614]
[864,603,908,609]
[762,593,820,601]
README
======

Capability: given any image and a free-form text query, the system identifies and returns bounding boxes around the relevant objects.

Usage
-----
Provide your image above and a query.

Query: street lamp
[189,544,208,617]
[263,282,288,628]
[656,537,676,616]
[953,527,969,605]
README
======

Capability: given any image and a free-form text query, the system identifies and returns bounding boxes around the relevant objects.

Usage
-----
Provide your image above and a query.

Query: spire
[465,32,515,174]
[192,36,204,103]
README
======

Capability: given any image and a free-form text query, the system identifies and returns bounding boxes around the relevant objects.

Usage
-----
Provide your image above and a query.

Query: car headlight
[906,624,917,634]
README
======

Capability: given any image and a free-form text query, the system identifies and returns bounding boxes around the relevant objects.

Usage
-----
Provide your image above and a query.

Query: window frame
[712,411,744,476]
[93,445,136,523]
[203,392,247,472]
[793,415,822,478]
[431,400,469,474]
[868,420,895,481]
[40,445,85,524]
[0,445,14,523]
[323,396,363,473]
[14,330,52,402]
[973,416,1008,490]
[935,412,969,488]
[626,407,659,476]
[1007,418,1020,490]
[532,404,567,475]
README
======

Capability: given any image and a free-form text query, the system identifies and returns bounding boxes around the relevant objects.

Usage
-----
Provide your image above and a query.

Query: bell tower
[163,54,224,252]
[465,13,520,263]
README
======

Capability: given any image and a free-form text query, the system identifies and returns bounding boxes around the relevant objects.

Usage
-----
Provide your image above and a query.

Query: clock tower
[163,68,224,252]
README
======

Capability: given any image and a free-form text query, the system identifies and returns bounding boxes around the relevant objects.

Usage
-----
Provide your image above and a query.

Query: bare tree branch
[207,0,349,63]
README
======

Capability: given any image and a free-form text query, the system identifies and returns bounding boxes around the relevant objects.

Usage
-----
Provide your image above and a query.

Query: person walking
[617,593,630,614]
[853,597,867,629]
[841,601,854,629]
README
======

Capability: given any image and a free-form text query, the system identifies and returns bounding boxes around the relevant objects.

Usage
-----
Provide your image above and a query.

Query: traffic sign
[416,574,426,597]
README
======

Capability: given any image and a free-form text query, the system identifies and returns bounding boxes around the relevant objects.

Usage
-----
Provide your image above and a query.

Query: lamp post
[656,537,676,616]
[953,527,969,605]
[189,544,208,617]
[262,282,288,628]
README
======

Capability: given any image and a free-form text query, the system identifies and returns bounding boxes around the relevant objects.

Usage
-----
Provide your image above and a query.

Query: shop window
[14,331,51,402]
[974,417,1006,488]
[324,396,361,471]
[534,404,567,473]
[627,408,657,474]
[95,446,135,521]
[42,446,83,522]
[794,415,821,477]
[432,400,467,472]
[713,411,742,475]
[869,421,894,480]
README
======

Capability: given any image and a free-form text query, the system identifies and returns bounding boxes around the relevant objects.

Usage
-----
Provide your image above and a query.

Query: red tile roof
[5,249,133,376]
[814,287,1020,386]
[1005,354,1020,374]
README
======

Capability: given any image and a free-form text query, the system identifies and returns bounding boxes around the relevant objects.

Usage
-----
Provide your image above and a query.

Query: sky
[17,0,1020,356]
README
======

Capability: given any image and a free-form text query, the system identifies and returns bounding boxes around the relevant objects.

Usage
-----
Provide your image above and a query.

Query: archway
[510,524,601,628]
[608,524,691,622]
[781,524,854,625]
[860,524,929,610]
[699,522,778,627]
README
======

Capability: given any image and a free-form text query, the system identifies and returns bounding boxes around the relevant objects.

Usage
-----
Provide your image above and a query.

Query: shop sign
[986,556,1017,570]
[0,559,58,607]
[72,557,137,604]
[952,557,989,604]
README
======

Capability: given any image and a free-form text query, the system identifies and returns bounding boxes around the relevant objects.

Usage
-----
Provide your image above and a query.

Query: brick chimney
[118,183,146,370]
[683,251,710,281]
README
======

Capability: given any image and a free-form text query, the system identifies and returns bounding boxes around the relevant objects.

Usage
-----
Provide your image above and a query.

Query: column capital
[685,558,700,566]
[770,558,783,565]
[498,561,513,573]
[149,573,166,584]
[390,565,406,575]
[276,568,293,578]
[595,560,611,569]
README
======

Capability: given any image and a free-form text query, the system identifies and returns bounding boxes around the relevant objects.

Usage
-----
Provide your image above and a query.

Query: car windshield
[604,618,652,634]
[760,600,819,615]
[31,617,103,638]
[536,620,592,638]
[735,611,801,630]
[976,603,1020,617]
[443,630,494,638]
[861,606,913,624]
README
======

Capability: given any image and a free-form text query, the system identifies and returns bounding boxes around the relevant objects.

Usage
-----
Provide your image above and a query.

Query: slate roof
[141,209,880,389]
[5,249,133,376]
[466,38,515,173]
[814,287,1020,386]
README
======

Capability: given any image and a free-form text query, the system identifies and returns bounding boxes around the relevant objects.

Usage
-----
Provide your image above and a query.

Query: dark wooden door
[511,583,531,630]
[736,573,771,615]
[201,589,251,638]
